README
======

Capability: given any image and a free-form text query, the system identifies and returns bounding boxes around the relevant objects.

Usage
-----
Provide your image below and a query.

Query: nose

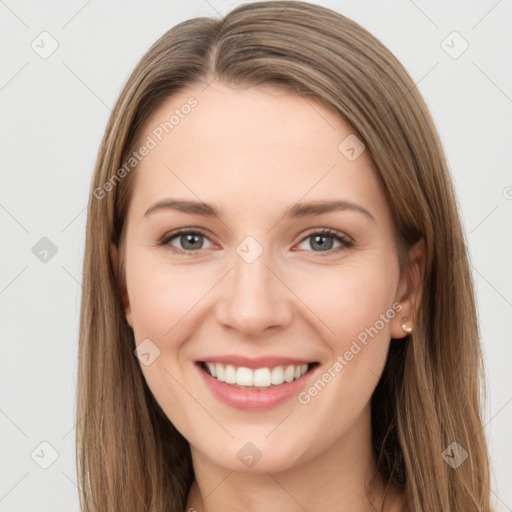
[215,245,293,337]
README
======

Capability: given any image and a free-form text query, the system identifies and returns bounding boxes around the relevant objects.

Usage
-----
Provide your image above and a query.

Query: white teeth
[215,363,224,382]
[224,364,236,384]
[204,362,310,388]
[284,365,295,383]
[206,362,216,378]
[253,368,271,387]
[271,366,285,385]
[236,367,253,386]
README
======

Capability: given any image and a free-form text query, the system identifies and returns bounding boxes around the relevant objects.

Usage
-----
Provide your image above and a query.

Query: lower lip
[196,363,318,411]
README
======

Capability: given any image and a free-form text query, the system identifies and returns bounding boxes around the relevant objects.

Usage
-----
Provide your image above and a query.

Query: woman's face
[115,82,421,473]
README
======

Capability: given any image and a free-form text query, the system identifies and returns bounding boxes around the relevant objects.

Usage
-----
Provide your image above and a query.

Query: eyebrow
[144,198,376,223]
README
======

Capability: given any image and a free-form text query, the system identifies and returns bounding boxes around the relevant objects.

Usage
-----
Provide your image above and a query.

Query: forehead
[128,82,389,224]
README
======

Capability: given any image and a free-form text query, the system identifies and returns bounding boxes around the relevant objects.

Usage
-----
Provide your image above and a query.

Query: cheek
[126,252,214,341]
[289,258,400,347]
[287,264,400,442]
[125,254,211,433]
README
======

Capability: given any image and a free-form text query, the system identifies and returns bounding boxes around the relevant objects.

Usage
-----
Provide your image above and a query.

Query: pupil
[313,234,332,251]
[183,233,201,250]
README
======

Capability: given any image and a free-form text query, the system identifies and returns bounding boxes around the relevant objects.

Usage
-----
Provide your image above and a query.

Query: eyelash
[158,227,353,257]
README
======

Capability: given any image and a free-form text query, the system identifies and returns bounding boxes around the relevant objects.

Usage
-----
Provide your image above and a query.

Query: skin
[111,81,424,512]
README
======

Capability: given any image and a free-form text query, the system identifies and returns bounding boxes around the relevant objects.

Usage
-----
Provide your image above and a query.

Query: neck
[185,404,404,512]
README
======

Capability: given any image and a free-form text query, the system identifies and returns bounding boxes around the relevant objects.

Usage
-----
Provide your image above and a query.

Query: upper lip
[196,355,317,369]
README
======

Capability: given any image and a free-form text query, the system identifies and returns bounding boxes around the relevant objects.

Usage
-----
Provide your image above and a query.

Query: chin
[194,437,309,474]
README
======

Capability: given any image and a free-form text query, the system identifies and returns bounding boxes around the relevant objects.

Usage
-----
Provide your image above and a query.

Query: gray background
[1,0,511,510]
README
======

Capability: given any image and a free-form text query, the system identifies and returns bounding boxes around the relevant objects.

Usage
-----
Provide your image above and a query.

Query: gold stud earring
[401,317,413,334]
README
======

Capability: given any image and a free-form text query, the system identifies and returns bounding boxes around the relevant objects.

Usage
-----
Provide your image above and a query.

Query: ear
[110,243,133,328]
[390,238,425,339]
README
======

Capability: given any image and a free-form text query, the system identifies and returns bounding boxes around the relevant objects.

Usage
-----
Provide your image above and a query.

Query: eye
[158,227,353,256]
[159,228,215,254]
[295,228,353,256]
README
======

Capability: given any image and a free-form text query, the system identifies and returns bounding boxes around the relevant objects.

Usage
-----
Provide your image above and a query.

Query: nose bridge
[215,235,292,335]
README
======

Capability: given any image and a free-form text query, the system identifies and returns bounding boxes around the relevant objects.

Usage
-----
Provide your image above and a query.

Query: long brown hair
[77,2,494,510]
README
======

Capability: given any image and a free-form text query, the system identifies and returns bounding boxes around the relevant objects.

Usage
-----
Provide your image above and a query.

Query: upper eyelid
[301,227,351,240]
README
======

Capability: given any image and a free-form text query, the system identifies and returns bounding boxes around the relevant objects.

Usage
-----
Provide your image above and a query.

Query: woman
[77,2,494,511]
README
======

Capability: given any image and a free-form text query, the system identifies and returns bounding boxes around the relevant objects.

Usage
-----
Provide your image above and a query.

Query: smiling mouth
[198,361,320,389]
